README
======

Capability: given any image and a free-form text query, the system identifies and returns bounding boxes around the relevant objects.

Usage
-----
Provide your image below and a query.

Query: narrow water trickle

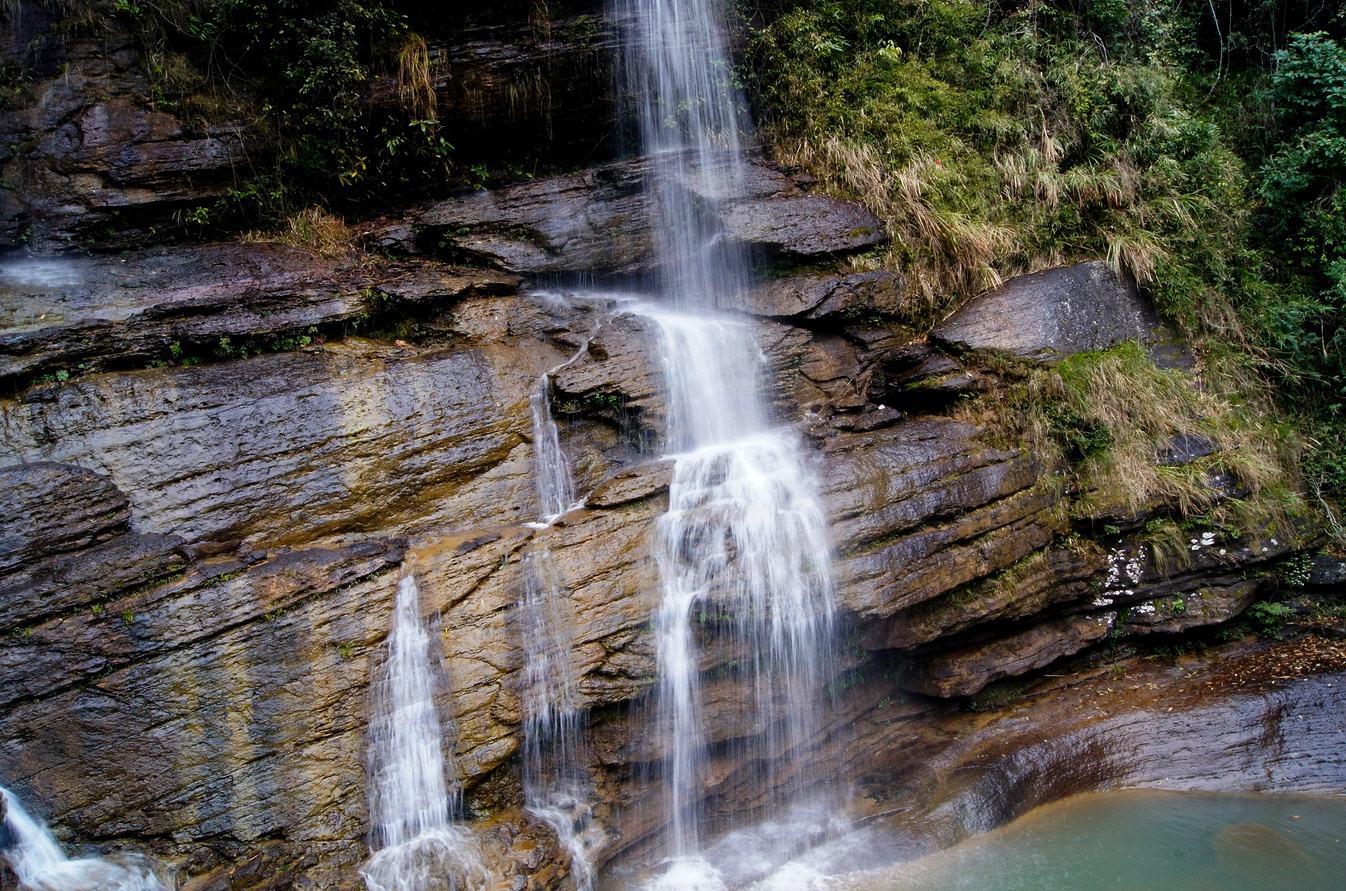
[611,0,841,883]
[0,785,166,891]
[530,374,581,524]
[519,551,602,891]
[362,575,485,891]
[519,353,603,889]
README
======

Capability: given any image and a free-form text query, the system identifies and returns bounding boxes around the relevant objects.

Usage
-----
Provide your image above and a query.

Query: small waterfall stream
[361,575,484,891]
[519,349,603,889]
[0,785,166,891]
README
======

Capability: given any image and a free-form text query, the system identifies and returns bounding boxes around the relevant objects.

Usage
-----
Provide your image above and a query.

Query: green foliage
[1248,32,1346,507]
[1251,34,1346,384]
[745,0,1343,535]
[96,0,453,216]
[1247,599,1297,636]
[744,0,1254,324]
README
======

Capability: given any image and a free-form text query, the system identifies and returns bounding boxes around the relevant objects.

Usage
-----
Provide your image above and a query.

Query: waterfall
[519,359,602,889]
[361,575,485,891]
[614,0,751,309]
[0,785,166,891]
[635,307,836,867]
[612,0,840,882]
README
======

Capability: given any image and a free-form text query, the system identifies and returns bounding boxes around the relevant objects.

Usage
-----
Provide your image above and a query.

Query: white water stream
[519,337,604,889]
[0,786,166,891]
[361,575,485,891]
[611,0,841,883]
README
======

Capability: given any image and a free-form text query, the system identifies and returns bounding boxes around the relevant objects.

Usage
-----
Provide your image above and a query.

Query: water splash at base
[0,786,167,891]
[361,575,485,891]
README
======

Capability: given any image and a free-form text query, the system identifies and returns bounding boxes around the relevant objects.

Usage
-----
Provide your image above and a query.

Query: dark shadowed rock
[901,613,1116,698]
[1308,555,1346,590]
[0,243,518,386]
[0,532,184,631]
[1121,579,1265,635]
[367,8,623,166]
[932,261,1184,363]
[1159,431,1219,465]
[0,463,128,575]
[0,22,257,249]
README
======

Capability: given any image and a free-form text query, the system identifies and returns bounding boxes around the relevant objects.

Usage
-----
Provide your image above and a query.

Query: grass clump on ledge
[243,207,355,258]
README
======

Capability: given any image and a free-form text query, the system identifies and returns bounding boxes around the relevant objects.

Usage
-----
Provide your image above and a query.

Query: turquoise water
[838,790,1346,891]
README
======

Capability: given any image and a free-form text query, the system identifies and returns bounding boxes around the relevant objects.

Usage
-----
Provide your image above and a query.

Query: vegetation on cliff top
[742,0,1344,541]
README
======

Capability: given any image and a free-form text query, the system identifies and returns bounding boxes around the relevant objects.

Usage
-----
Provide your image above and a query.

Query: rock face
[0,242,516,388]
[931,261,1183,363]
[0,9,256,249]
[0,225,1309,889]
[369,2,622,166]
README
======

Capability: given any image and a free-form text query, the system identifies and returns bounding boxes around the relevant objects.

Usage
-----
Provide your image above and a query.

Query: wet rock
[0,336,543,550]
[850,640,1346,855]
[728,270,904,320]
[389,157,885,276]
[0,539,404,711]
[0,463,128,575]
[0,540,407,887]
[550,312,665,437]
[823,419,1054,618]
[0,243,518,386]
[1121,579,1265,635]
[931,262,1184,363]
[900,614,1116,698]
[586,459,673,509]
[877,544,1107,651]
[0,531,184,631]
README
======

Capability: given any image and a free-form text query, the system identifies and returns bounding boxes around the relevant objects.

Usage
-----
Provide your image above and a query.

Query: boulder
[931,261,1184,363]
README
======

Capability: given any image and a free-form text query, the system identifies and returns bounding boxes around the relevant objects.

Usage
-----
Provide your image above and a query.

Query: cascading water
[611,0,840,883]
[519,350,603,890]
[0,786,166,891]
[519,551,602,891]
[361,575,485,891]
[529,375,581,524]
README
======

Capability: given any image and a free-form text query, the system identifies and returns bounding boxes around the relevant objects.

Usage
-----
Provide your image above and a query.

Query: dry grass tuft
[778,136,1014,313]
[397,32,437,122]
[244,207,354,258]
